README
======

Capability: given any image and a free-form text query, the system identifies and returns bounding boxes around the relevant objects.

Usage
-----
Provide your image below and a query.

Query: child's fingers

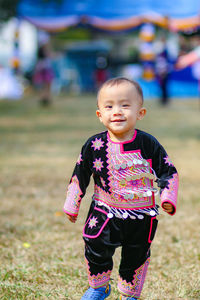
[66,214,77,223]
[162,202,173,213]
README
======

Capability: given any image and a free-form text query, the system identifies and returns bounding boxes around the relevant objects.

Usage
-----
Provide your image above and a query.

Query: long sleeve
[152,141,179,215]
[63,141,93,217]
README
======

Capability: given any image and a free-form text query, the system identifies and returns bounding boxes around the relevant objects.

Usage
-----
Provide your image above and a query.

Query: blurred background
[0,0,200,104]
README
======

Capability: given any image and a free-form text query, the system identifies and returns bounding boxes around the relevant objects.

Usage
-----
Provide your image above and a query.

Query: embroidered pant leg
[84,237,116,288]
[83,203,120,288]
[118,215,158,298]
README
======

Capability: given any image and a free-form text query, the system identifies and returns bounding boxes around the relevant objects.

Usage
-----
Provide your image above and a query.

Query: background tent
[17,0,200,97]
[18,0,200,32]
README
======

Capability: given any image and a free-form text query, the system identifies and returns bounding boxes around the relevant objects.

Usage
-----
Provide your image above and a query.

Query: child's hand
[66,214,77,223]
[162,202,174,214]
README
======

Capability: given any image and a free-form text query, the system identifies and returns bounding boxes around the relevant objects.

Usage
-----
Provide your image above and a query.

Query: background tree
[0,0,18,23]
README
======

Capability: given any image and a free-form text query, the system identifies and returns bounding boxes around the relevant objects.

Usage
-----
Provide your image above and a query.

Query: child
[33,44,54,106]
[63,77,178,300]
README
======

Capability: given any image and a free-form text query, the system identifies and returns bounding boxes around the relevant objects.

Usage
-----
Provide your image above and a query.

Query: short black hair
[97,77,144,105]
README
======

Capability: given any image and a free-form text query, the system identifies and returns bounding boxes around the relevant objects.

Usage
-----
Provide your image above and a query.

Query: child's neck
[108,129,135,143]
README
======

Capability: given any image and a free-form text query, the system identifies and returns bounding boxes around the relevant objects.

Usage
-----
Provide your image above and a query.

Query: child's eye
[105,105,112,109]
[122,104,130,107]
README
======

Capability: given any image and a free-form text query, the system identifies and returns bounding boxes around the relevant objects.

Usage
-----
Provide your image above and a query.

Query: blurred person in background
[176,38,200,69]
[155,36,172,105]
[95,55,109,90]
[33,33,54,106]
[176,36,200,103]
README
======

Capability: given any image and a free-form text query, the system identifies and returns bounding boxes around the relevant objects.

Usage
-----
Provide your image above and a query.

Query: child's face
[96,82,146,141]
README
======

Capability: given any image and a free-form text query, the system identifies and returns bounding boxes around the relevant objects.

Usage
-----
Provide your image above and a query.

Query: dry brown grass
[0,95,200,299]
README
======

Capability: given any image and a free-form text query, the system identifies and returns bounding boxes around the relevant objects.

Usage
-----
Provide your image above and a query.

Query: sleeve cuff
[63,208,78,216]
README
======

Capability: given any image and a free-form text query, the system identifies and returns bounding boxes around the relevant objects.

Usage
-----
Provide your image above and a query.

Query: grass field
[0,94,200,299]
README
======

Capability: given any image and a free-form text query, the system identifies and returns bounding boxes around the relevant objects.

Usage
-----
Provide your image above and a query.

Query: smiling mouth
[111,119,125,122]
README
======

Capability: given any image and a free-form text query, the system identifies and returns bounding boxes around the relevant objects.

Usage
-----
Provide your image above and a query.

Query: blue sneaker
[81,284,111,299]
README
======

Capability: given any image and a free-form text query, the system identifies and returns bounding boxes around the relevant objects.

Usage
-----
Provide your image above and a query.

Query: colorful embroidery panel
[102,141,155,210]
[63,175,82,215]
[85,258,111,288]
[118,258,150,297]
[161,173,179,213]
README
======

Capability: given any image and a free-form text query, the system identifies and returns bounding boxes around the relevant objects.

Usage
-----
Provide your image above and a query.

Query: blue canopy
[18,0,200,32]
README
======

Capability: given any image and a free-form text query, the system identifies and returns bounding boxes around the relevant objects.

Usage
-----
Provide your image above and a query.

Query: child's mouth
[112,119,125,122]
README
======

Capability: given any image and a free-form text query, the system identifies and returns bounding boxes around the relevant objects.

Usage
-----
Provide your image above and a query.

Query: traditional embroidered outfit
[63,129,178,298]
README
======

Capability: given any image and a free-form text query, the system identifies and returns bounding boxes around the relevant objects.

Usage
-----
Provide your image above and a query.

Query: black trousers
[83,202,158,298]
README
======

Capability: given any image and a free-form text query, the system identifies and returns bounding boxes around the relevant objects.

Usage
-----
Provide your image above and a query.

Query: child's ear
[96,110,102,122]
[137,107,147,120]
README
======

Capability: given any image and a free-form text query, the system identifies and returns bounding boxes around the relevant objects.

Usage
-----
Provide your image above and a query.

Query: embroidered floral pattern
[164,156,174,167]
[93,158,104,172]
[88,216,98,229]
[77,153,83,165]
[91,138,104,151]
[63,175,82,215]
[118,258,150,297]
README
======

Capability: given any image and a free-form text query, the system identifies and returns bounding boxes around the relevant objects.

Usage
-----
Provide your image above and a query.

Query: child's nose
[113,106,122,115]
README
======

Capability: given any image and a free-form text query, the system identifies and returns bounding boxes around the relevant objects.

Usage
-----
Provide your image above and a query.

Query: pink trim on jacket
[63,209,78,216]
[107,129,137,144]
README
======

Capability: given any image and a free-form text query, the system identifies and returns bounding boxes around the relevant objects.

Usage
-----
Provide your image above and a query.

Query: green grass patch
[0,95,200,299]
